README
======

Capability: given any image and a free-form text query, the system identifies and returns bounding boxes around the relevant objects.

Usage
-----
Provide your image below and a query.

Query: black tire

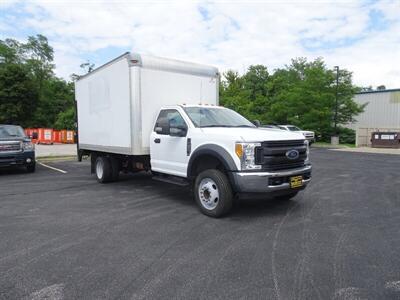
[110,157,120,181]
[77,149,83,162]
[275,191,298,201]
[194,169,233,218]
[95,156,112,183]
[26,163,36,173]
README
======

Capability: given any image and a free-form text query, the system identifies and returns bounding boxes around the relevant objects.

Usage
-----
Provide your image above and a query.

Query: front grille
[0,142,21,152]
[255,140,307,171]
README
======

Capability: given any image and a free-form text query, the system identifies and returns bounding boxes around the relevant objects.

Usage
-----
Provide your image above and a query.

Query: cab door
[150,109,189,177]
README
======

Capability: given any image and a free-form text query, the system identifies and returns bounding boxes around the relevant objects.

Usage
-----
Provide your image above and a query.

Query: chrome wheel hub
[198,178,219,210]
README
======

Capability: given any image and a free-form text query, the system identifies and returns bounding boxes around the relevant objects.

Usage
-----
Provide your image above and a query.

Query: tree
[32,78,74,127]
[0,35,75,128]
[54,107,76,130]
[220,57,365,141]
[360,86,373,92]
[220,70,251,118]
[0,39,24,64]
[0,63,38,126]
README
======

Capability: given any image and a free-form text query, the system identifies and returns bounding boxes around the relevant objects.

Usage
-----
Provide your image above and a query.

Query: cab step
[152,174,189,186]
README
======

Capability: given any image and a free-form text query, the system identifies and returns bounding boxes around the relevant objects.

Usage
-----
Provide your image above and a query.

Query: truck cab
[149,105,311,217]
[0,125,36,172]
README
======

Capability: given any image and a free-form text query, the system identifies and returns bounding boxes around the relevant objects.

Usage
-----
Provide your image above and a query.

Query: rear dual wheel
[95,156,120,183]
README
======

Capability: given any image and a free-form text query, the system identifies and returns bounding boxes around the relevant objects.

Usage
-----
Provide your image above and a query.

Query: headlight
[235,142,261,170]
[22,141,34,151]
[304,140,310,164]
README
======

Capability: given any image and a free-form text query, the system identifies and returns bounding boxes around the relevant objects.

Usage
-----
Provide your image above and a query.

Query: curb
[36,155,78,162]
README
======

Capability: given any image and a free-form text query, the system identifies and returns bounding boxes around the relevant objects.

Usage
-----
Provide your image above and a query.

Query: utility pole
[334,66,339,135]
[331,66,340,145]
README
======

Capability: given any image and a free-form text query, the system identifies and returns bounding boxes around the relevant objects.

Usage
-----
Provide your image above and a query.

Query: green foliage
[220,57,364,141]
[335,127,356,144]
[0,35,75,129]
[0,63,38,126]
[54,107,76,130]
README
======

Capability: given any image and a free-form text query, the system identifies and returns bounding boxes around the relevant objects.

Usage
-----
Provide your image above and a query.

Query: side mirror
[170,124,187,137]
[155,117,170,135]
[252,120,261,127]
[155,126,165,134]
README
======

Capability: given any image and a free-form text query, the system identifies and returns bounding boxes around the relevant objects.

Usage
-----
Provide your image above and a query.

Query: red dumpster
[65,130,74,144]
[25,128,39,143]
[24,128,32,138]
[60,130,75,144]
[52,130,62,144]
[60,130,67,143]
[37,128,53,144]
[66,130,75,144]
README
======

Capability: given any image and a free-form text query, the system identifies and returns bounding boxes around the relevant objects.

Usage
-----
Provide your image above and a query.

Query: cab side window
[154,109,187,135]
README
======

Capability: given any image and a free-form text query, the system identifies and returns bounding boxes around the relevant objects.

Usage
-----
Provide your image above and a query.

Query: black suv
[0,125,36,172]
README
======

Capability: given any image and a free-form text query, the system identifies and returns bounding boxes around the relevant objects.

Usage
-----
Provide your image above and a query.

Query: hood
[0,137,30,142]
[200,127,305,142]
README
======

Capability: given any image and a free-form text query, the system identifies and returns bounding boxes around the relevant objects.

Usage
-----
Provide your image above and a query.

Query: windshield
[287,126,301,131]
[183,107,255,128]
[0,125,26,139]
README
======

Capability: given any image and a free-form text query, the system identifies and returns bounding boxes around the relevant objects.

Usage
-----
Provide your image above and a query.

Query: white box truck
[76,53,312,217]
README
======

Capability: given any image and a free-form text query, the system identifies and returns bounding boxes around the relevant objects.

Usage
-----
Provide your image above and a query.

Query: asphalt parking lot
[1,149,399,300]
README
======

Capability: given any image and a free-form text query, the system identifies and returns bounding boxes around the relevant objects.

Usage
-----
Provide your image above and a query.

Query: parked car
[260,124,281,129]
[0,125,36,172]
[278,125,315,145]
[76,53,312,218]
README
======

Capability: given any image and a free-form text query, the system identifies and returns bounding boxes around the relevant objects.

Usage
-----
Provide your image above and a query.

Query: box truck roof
[77,52,219,81]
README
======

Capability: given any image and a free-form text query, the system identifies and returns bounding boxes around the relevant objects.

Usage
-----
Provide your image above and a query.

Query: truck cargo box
[76,52,219,155]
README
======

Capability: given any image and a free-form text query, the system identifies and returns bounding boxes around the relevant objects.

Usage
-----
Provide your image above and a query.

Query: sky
[1,0,399,88]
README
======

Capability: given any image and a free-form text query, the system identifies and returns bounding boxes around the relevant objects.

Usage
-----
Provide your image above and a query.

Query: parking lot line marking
[38,162,67,174]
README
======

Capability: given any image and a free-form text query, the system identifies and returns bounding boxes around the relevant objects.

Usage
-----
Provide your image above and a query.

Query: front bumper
[230,164,312,193]
[0,151,35,168]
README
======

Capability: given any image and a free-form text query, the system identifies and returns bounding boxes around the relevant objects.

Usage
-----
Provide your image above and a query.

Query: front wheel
[194,169,233,218]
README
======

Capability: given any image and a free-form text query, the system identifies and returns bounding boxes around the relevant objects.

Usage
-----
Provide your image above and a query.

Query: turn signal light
[235,143,243,158]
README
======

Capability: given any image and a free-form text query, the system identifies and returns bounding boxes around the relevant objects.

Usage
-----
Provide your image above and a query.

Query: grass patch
[313,142,356,148]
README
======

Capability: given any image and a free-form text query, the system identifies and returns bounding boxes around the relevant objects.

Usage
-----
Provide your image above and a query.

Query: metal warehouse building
[349,88,400,146]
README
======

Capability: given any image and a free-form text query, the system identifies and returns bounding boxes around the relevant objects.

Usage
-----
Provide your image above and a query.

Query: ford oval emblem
[286,149,299,160]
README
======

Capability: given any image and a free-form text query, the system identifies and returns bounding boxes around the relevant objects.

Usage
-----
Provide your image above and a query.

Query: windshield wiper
[231,125,255,128]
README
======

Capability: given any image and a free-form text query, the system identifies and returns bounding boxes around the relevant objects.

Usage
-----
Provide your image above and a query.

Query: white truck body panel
[76,53,218,155]
[76,57,132,153]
